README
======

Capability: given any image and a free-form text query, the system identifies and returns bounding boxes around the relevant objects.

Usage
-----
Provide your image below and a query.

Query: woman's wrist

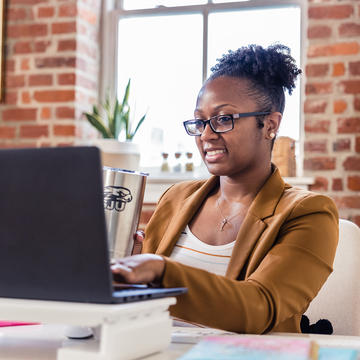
[152,255,166,285]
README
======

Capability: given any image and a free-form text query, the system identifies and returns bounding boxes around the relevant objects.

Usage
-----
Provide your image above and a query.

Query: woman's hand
[111,254,165,285]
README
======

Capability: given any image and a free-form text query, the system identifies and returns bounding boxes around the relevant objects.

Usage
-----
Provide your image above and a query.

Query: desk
[2,324,360,360]
[0,324,192,360]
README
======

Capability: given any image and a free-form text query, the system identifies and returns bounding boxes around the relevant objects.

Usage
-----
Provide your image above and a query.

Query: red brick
[0,142,37,149]
[348,176,360,191]
[332,63,345,77]
[20,125,48,138]
[337,117,360,133]
[41,107,51,120]
[58,73,75,85]
[52,21,76,35]
[6,60,15,73]
[304,99,327,113]
[356,137,360,153]
[20,58,30,71]
[343,156,360,171]
[7,8,27,21]
[339,23,360,37]
[38,7,55,18]
[35,57,76,68]
[308,5,353,19]
[140,210,154,224]
[308,25,331,39]
[56,142,75,147]
[309,177,328,192]
[304,157,336,170]
[334,196,360,209]
[77,75,96,90]
[7,24,48,38]
[56,107,75,119]
[334,100,347,114]
[58,39,76,52]
[305,82,332,95]
[349,61,360,76]
[0,126,16,139]
[304,139,327,153]
[78,41,96,59]
[304,119,330,134]
[305,64,329,77]
[340,80,360,94]
[10,0,48,4]
[34,40,51,53]
[13,41,32,54]
[21,91,31,104]
[79,8,96,25]
[308,42,360,57]
[39,142,52,148]
[333,138,351,152]
[59,3,77,17]
[354,97,360,111]
[6,75,25,88]
[2,108,37,121]
[332,178,343,191]
[350,216,360,228]
[29,74,53,86]
[54,125,76,136]
[34,90,75,103]
[4,91,18,105]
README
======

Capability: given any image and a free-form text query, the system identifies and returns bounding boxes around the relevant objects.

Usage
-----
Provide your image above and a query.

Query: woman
[112,44,339,334]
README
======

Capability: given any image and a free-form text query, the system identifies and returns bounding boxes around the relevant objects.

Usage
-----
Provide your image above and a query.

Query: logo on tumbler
[103,186,133,212]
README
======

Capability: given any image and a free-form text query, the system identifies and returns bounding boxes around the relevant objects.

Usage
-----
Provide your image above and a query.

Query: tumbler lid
[103,166,149,177]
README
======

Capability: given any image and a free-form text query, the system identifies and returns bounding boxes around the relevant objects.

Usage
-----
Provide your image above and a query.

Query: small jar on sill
[160,152,170,172]
[185,152,194,172]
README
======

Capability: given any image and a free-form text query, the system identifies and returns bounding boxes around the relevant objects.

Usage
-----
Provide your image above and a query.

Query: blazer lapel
[155,176,219,256]
[226,168,285,279]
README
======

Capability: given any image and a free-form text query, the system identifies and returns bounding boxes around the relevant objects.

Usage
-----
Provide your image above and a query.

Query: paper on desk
[177,335,318,360]
[0,321,39,327]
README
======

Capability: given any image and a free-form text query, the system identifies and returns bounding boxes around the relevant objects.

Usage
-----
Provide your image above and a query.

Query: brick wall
[0,0,100,148]
[305,0,360,226]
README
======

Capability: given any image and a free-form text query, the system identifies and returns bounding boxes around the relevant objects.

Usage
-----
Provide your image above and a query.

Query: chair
[304,219,360,336]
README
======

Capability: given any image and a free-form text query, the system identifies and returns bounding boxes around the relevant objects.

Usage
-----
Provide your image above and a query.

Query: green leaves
[83,79,146,141]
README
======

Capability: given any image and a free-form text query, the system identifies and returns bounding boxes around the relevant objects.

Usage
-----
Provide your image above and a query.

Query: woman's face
[194,76,274,177]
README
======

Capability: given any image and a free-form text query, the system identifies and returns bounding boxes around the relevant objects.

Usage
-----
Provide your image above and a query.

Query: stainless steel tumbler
[103,167,148,259]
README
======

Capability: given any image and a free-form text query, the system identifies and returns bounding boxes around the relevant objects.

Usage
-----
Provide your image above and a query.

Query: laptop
[0,146,186,304]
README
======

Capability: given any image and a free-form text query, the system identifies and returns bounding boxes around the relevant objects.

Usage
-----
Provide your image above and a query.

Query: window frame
[101,0,307,175]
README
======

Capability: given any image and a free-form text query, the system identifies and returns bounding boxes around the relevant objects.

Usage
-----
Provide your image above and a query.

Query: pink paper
[0,321,39,327]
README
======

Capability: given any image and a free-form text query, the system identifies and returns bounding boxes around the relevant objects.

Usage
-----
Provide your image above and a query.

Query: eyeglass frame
[183,111,271,136]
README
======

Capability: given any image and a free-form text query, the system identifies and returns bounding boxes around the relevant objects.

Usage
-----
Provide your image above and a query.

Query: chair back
[304,219,360,336]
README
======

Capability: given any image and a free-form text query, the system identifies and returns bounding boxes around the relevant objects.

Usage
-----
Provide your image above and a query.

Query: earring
[269,132,275,139]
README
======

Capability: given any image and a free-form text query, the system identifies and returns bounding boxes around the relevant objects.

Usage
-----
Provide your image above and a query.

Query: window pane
[208,6,301,141]
[123,0,207,10]
[212,0,250,3]
[117,15,203,167]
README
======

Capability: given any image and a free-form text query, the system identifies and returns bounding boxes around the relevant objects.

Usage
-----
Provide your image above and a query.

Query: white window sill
[141,167,314,204]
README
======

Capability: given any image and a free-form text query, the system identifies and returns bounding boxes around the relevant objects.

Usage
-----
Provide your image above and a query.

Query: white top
[169,225,235,276]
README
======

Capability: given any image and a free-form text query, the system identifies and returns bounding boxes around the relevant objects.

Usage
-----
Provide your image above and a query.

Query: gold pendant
[220,218,228,231]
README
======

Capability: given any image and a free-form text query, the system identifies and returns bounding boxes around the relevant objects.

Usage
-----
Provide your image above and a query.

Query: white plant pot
[93,139,140,171]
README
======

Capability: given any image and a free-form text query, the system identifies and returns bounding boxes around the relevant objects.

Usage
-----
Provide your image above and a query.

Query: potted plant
[84,79,146,170]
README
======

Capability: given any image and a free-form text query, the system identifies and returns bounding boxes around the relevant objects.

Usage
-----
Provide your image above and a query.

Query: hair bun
[211,43,302,95]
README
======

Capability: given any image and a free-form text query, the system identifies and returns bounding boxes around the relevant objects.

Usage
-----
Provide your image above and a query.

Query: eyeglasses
[183,111,271,136]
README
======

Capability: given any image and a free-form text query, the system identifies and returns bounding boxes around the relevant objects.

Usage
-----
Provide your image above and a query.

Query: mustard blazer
[143,168,339,334]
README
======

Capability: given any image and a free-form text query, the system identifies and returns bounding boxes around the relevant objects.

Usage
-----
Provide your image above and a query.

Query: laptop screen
[0,147,114,303]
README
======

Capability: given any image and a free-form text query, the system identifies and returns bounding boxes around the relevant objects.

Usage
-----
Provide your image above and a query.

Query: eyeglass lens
[186,115,233,135]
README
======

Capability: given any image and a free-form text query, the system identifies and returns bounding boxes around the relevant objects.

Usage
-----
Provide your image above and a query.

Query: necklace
[216,198,243,231]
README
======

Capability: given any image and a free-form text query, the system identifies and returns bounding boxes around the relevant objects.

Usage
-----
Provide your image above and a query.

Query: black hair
[209,44,302,129]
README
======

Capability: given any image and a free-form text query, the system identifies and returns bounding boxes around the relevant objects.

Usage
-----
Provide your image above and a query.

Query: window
[103,1,304,169]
